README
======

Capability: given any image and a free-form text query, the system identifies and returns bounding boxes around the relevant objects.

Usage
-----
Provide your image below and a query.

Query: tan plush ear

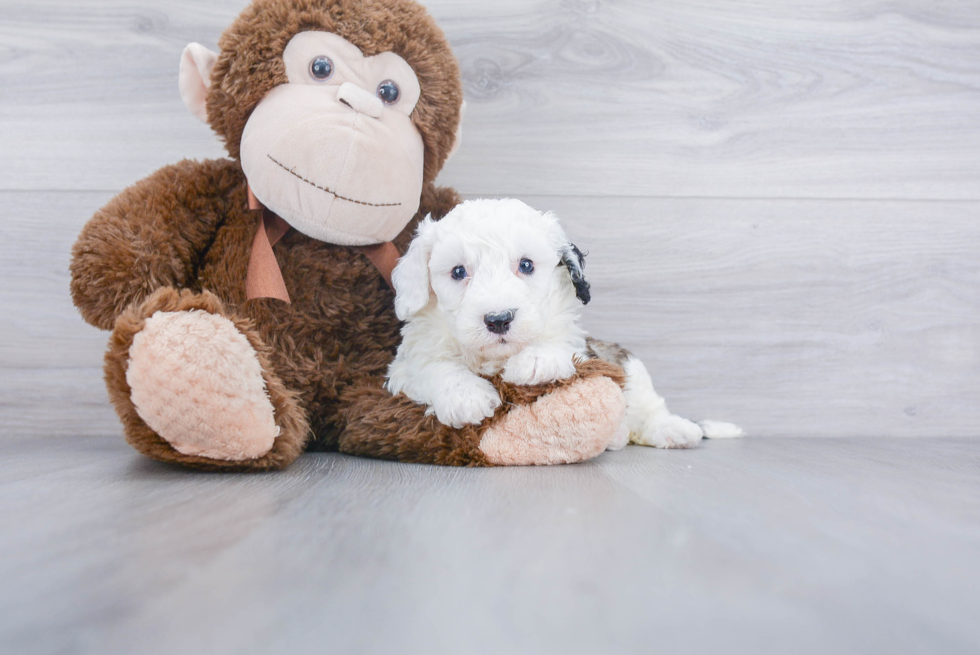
[392,216,437,320]
[445,101,466,163]
[179,43,219,123]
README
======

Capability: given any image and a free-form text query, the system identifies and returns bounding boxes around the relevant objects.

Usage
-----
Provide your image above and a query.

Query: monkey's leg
[477,364,627,465]
[104,287,309,471]
[337,360,627,467]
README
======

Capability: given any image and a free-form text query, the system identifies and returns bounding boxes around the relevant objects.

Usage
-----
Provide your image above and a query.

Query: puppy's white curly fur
[386,198,743,446]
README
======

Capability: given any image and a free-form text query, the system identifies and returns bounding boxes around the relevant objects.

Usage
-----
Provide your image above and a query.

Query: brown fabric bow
[244,185,399,303]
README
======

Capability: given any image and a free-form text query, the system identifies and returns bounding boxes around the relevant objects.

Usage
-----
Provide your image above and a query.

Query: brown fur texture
[338,359,626,466]
[69,0,625,471]
[585,336,633,366]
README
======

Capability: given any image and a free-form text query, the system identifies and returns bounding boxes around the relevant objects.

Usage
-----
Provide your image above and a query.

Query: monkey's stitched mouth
[267,155,402,208]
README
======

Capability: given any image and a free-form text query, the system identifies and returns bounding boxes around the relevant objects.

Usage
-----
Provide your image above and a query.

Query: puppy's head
[393,198,589,360]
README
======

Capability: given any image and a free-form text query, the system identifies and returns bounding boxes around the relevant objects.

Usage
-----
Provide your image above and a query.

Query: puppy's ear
[559,243,591,305]
[543,212,591,305]
[393,216,437,320]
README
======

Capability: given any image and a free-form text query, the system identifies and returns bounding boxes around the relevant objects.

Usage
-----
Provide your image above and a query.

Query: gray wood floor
[2,436,979,654]
[2,1,980,653]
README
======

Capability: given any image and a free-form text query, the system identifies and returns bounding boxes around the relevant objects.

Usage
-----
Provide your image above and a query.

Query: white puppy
[386,198,743,448]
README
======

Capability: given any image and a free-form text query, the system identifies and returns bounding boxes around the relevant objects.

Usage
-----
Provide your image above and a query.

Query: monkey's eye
[377,80,400,105]
[519,258,535,275]
[309,56,334,81]
[451,265,467,281]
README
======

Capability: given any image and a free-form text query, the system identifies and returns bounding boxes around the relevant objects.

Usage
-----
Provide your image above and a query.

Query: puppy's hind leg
[623,357,745,445]
[621,356,705,449]
[586,338,702,448]
[586,338,744,447]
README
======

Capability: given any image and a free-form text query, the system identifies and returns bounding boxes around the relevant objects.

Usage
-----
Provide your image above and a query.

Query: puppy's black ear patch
[559,243,591,304]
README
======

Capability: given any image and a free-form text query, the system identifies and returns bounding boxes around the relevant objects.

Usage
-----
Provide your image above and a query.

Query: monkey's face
[239,32,425,246]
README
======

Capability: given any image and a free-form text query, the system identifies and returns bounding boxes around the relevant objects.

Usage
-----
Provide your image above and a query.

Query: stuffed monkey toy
[70,0,627,471]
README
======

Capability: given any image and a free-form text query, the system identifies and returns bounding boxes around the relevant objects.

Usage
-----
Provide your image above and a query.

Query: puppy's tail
[698,420,745,439]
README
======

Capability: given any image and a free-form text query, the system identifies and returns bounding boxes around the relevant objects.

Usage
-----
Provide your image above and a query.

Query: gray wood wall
[2,0,978,439]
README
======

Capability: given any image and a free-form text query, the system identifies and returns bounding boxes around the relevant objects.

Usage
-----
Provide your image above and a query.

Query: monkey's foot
[105,287,308,471]
[478,374,626,466]
[127,310,278,461]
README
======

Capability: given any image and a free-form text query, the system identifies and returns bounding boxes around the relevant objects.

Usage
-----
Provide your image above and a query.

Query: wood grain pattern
[0,191,118,438]
[1,0,979,198]
[4,191,977,439]
[1,437,978,654]
[440,0,980,199]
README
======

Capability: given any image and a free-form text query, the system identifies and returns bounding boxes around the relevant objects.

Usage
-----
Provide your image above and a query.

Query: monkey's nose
[484,310,516,335]
[337,82,384,119]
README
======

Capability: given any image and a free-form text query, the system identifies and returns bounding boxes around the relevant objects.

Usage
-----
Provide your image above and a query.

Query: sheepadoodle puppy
[386,198,743,449]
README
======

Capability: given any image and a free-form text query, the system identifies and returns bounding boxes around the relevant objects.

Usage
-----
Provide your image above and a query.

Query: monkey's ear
[392,216,438,320]
[179,43,219,123]
[559,243,591,305]
[445,101,466,163]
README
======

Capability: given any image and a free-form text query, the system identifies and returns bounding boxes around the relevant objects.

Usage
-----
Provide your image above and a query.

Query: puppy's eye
[309,56,334,81]
[519,258,535,275]
[451,265,467,281]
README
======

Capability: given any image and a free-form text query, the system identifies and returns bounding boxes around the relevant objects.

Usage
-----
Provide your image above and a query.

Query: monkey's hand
[70,159,242,330]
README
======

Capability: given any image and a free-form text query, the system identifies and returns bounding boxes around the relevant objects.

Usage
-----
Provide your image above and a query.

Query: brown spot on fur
[585,337,633,366]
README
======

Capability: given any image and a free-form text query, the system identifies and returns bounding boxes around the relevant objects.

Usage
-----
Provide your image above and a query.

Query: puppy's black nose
[484,310,515,335]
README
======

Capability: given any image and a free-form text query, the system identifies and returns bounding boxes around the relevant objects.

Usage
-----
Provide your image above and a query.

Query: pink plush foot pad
[479,375,627,465]
[126,310,279,461]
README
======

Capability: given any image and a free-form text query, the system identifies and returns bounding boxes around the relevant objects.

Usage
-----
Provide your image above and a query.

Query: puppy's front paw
[630,414,704,449]
[502,346,577,386]
[432,378,501,428]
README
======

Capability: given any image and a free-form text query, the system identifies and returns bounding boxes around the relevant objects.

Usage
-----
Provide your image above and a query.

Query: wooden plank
[0,191,117,439]
[2,0,979,198]
[0,1,235,192]
[3,191,978,439]
[1,437,978,653]
[438,0,980,199]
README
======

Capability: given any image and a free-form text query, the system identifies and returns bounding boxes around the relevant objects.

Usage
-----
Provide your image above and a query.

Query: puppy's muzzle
[484,310,516,335]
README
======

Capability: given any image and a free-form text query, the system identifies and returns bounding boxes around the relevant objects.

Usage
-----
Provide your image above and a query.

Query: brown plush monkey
[70,0,626,471]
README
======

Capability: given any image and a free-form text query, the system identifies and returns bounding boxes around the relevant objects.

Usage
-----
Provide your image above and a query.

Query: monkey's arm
[70,158,245,330]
